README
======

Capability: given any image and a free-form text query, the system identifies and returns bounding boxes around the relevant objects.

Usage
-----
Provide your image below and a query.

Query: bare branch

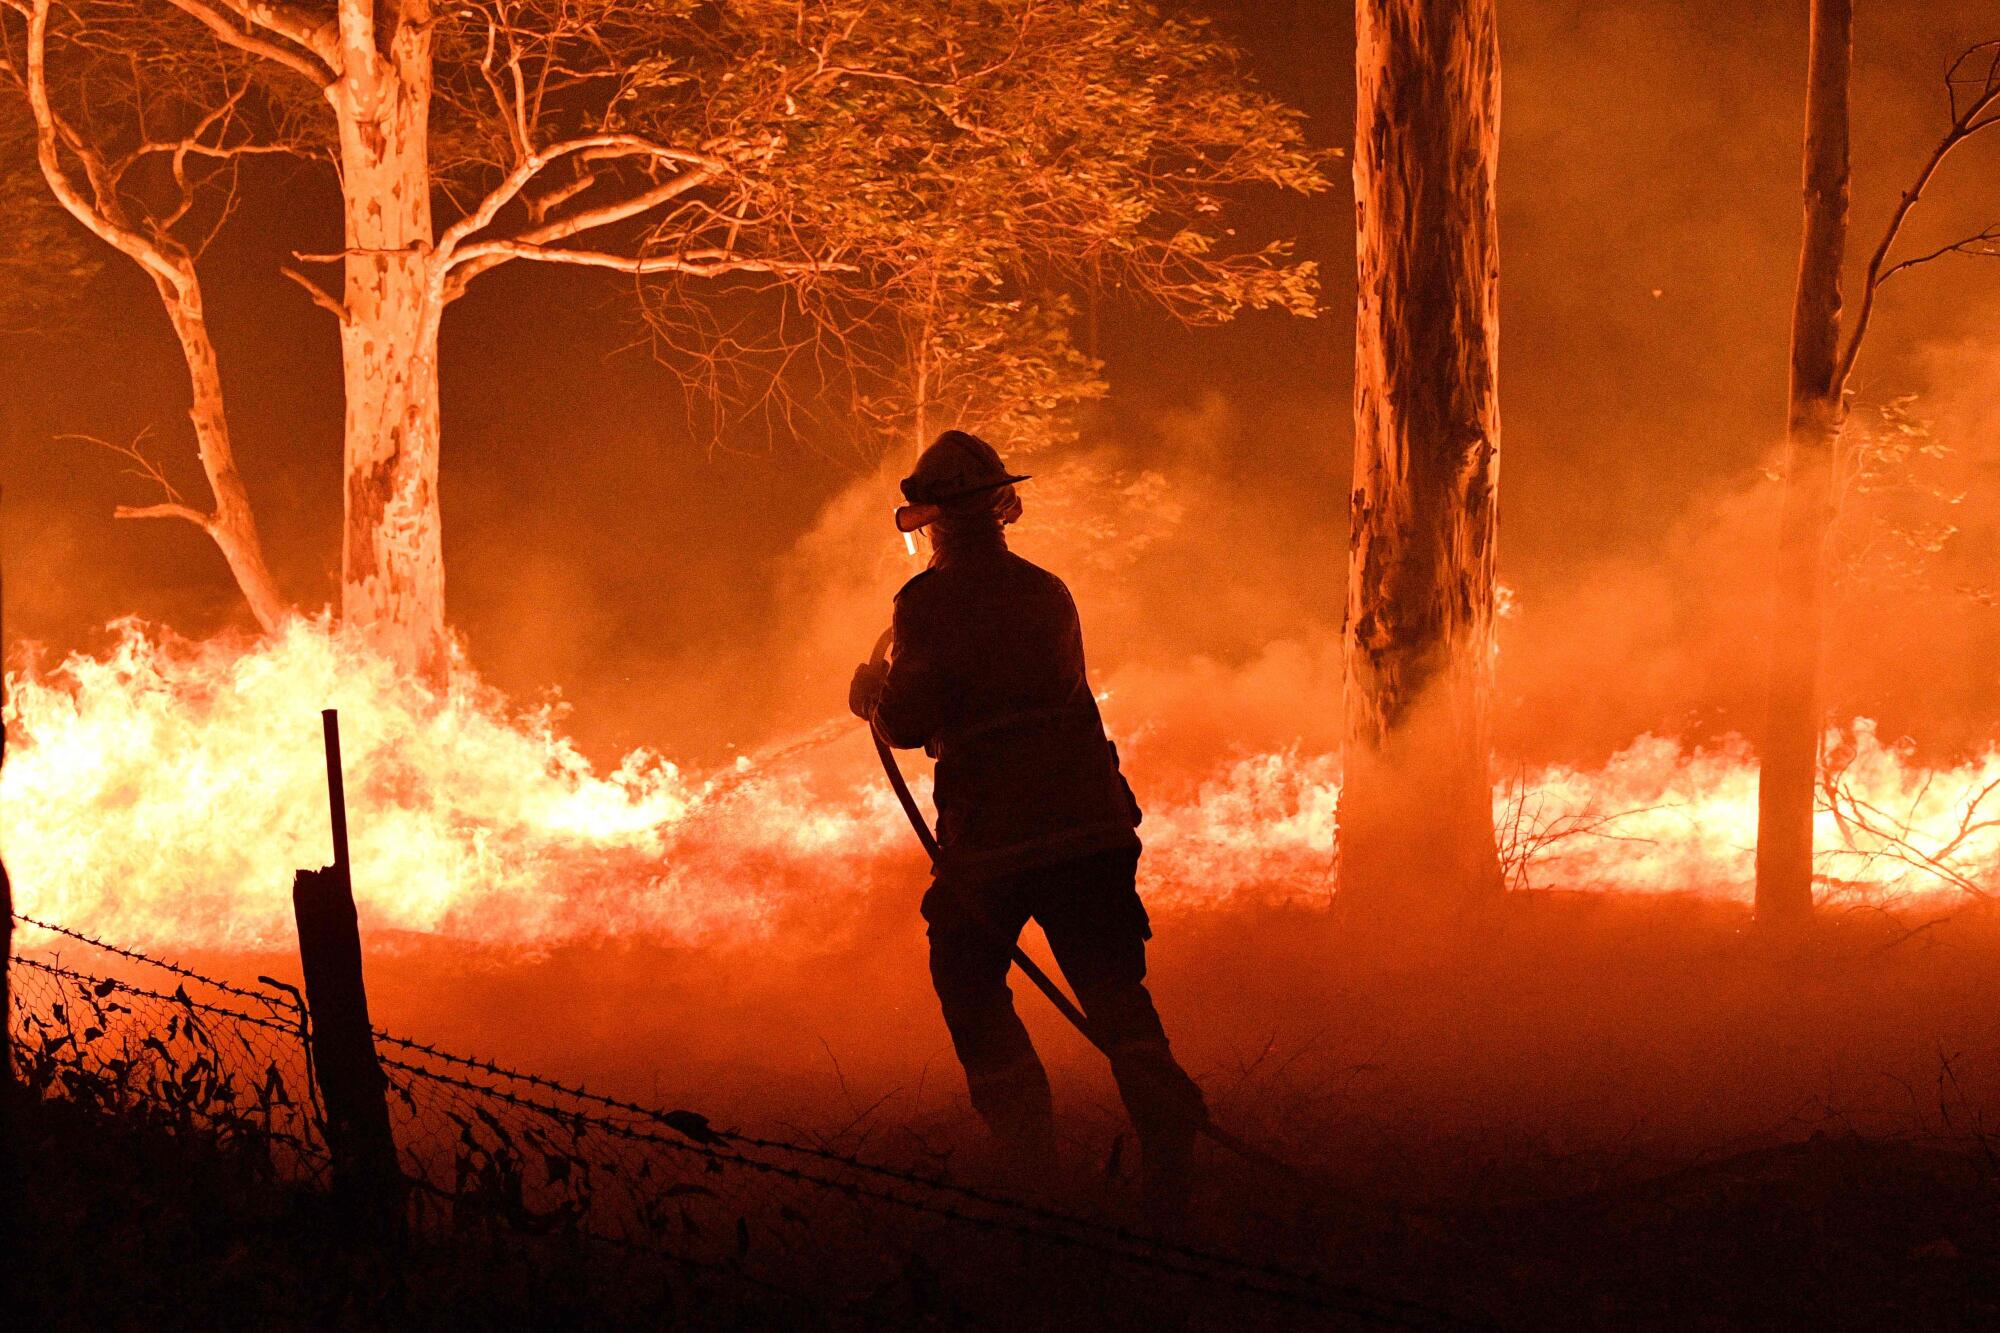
[62,428,174,489]
[223,0,337,62]
[525,168,600,224]
[160,0,333,88]
[125,139,304,165]
[432,136,726,262]
[475,18,530,164]
[1822,761,2000,900]
[113,501,213,529]
[157,81,248,234]
[523,165,720,245]
[444,240,853,279]
[1878,224,2000,285]
[442,165,727,296]
[61,429,209,529]
[17,0,185,291]
[1836,41,2000,388]
[280,264,348,321]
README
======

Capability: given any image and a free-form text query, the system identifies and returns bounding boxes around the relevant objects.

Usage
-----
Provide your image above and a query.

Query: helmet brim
[931,473,1031,502]
[893,474,1031,533]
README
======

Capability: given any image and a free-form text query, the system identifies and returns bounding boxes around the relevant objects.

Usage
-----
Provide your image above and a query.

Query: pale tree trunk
[1341,0,1504,912]
[911,308,934,455]
[899,302,937,557]
[330,0,448,679]
[155,282,289,632]
[905,270,943,458]
[1756,0,1853,923]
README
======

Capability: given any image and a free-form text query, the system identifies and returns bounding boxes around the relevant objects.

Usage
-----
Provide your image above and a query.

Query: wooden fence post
[293,708,402,1238]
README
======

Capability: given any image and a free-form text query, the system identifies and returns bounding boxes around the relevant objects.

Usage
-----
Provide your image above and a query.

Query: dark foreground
[18,890,2000,1328]
[14,1087,2000,1329]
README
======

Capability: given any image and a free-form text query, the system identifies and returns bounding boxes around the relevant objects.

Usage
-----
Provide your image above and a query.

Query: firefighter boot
[1111,1040,1206,1228]
[967,1056,1058,1178]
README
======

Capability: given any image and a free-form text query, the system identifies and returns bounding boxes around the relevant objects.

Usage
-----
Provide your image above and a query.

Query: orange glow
[5,621,1993,953]
[2,620,902,950]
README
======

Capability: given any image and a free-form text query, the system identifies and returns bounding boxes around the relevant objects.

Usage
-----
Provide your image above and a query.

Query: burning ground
[9,611,2000,1119]
[9,621,2000,1324]
[9,617,1999,952]
[8,377,2000,1321]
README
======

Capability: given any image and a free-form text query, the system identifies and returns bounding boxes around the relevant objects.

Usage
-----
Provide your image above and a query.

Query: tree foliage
[2,0,1327,630]
[0,155,97,331]
[853,294,1108,459]
[0,81,99,332]
[8,0,1325,390]
[1834,396,1986,604]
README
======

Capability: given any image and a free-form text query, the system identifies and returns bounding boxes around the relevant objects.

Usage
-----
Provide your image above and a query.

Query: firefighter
[848,430,1206,1218]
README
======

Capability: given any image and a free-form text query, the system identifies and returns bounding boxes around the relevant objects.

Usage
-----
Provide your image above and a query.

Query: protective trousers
[921,848,1206,1203]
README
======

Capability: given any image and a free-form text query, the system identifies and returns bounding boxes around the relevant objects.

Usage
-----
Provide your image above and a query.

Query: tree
[1755,24,2000,922]
[0,148,96,334]
[1340,0,1504,913]
[1757,0,1853,923]
[828,5,1325,466]
[2,0,292,632]
[1,491,10,1107]
[8,0,1326,678]
[860,292,1108,464]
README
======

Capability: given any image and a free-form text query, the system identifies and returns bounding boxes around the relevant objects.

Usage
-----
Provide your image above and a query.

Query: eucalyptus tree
[1342,0,1505,912]
[7,0,1324,677]
[1757,15,2000,921]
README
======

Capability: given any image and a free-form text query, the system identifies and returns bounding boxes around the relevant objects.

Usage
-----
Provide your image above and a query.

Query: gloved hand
[848,661,888,720]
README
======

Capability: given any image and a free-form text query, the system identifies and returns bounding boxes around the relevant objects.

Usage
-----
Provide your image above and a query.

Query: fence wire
[7,914,1464,1329]
[9,954,327,1185]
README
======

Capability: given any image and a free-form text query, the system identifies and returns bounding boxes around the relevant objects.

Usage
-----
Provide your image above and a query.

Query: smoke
[7,0,2000,962]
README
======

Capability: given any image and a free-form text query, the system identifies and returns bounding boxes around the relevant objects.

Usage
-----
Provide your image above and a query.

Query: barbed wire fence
[10,952,326,1184]
[8,911,1467,1329]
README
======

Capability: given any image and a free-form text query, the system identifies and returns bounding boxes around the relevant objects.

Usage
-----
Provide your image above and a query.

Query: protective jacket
[870,530,1141,881]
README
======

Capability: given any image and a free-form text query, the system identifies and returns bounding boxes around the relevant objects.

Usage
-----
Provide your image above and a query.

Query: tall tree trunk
[156,283,289,633]
[1756,0,1853,923]
[911,306,934,455]
[1341,0,1504,912]
[332,0,447,679]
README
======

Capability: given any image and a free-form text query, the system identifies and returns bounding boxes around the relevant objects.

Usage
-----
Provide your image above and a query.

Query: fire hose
[864,630,1307,1187]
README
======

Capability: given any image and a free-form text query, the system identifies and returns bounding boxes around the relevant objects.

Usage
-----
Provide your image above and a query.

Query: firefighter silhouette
[849,430,1206,1217]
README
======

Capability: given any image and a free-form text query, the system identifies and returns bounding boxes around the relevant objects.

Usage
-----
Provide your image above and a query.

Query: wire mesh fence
[7,913,1461,1328]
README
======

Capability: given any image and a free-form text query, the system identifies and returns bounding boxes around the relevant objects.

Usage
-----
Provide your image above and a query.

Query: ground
[18,890,2000,1327]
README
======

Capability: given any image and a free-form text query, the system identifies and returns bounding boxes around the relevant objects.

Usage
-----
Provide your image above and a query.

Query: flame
[3,621,1994,953]
[1137,728,2000,909]
[2,620,901,951]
